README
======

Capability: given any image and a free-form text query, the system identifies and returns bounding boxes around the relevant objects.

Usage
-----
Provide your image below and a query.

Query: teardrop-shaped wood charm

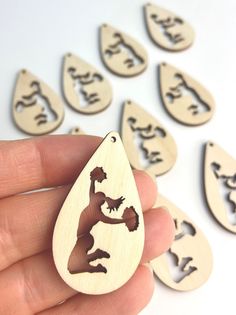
[121,100,177,177]
[100,24,148,77]
[204,141,236,233]
[53,132,144,294]
[12,69,64,135]
[151,195,213,291]
[63,53,112,114]
[159,62,215,126]
[69,126,84,135]
[144,3,194,51]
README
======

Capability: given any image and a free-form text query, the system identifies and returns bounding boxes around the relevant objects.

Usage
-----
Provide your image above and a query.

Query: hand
[106,196,125,212]
[0,135,174,315]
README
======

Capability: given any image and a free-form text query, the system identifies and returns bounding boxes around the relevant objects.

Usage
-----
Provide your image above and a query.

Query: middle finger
[0,170,157,272]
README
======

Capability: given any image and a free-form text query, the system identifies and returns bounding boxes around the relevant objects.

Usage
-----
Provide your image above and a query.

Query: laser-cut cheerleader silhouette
[167,219,197,283]
[68,167,139,274]
[128,117,166,165]
[104,33,144,68]
[211,162,236,225]
[15,81,57,125]
[166,73,211,115]
[68,68,103,107]
[151,14,185,45]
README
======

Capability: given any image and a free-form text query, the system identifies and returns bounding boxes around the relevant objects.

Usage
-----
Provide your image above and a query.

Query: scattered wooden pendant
[63,53,112,114]
[69,126,84,135]
[53,132,144,294]
[12,69,64,135]
[121,100,177,177]
[144,3,194,51]
[159,62,215,126]
[151,194,213,291]
[100,24,148,77]
[204,142,236,233]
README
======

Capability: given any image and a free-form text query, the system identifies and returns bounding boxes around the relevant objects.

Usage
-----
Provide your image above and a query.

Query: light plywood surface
[144,3,194,52]
[151,194,213,291]
[63,53,112,114]
[53,132,144,294]
[204,142,236,233]
[12,69,64,135]
[121,100,177,177]
[100,24,148,77]
[159,62,215,126]
[1,0,236,314]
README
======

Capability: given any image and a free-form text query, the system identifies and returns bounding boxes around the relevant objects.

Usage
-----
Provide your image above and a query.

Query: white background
[0,0,235,314]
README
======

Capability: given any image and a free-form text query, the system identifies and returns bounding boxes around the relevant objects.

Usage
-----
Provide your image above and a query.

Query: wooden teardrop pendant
[144,3,194,51]
[204,141,236,233]
[12,69,64,135]
[121,100,177,177]
[63,53,112,114]
[100,24,148,77]
[151,195,213,291]
[159,62,215,126]
[53,132,144,294]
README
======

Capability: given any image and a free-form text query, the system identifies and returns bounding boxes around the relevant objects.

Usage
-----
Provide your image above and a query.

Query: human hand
[0,135,174,315]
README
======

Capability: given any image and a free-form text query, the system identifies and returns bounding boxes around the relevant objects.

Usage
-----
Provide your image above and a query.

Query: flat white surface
[0,0,235,314]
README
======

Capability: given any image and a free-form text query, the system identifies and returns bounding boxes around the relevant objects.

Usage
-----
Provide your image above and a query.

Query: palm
[0,135,174,315]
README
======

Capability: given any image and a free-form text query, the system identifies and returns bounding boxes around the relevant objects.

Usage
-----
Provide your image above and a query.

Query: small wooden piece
[159,62,215,126]
[69,126,84,135]
[53,132,144,294]
[121,100,177,177]
[151,195,213,291]
[144,3,194,51]
[100,24,148,77]
[204,142,236,233]
[12,69,64,135]
[63,53,112,114]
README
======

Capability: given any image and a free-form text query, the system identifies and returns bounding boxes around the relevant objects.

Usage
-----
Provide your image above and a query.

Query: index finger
[0,135,101,198]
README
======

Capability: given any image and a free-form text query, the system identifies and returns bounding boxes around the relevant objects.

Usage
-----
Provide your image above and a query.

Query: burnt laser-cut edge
[13,69,64,135]
[100,24,148,77]
[67,166,139,275]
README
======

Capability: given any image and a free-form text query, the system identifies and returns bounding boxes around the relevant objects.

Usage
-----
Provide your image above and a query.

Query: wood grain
[159,62,215,126]
[204,141,236,233]
[63,53,112,114]
[151,194,213,291]
[100,24,148,77]
[53,132,144,294]
[121,100,177,177]
[144,3,194,51]
[12,69,64,135]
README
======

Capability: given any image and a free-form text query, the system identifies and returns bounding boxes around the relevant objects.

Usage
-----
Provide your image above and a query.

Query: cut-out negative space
[100,24,148,77]
[121,100,177,177]
[12,69,64,135]
[151,195,213,291]
[144,3,194,51]
[63,53,112,114]
[53,132,144,294]
[204,142,236,233]
[159,63,215,126]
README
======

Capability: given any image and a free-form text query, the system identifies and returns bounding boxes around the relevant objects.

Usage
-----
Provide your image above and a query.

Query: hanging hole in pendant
[111,136,116,143]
